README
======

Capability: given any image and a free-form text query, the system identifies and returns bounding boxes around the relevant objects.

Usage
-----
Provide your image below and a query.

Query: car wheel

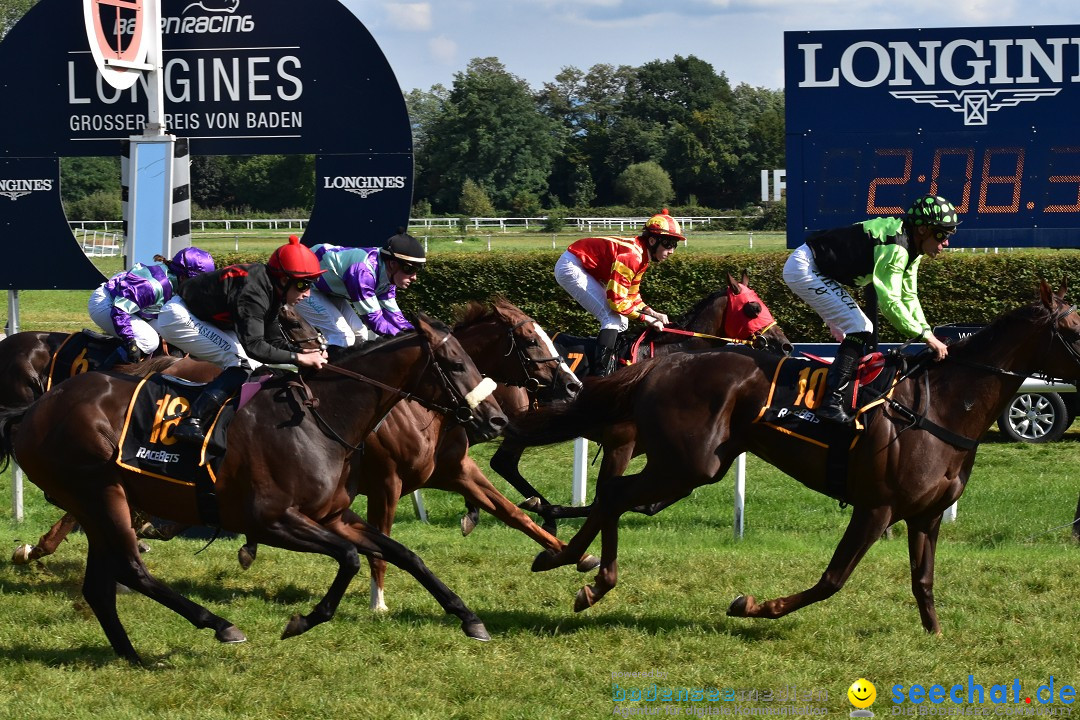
[997,392,1071,443]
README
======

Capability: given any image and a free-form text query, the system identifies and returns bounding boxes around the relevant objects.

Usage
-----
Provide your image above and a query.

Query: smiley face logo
[848,678,877,709]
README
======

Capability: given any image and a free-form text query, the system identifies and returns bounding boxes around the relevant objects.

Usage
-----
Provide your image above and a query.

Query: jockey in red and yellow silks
[554,210,682,376]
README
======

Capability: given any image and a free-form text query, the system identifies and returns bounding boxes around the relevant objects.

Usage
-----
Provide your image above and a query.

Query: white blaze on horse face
[533,322,577,378]
[465,377,498,410]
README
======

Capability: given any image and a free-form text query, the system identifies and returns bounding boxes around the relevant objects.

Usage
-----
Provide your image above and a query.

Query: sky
[343,0,1078,94]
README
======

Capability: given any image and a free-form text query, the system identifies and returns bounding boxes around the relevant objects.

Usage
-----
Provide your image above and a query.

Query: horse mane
[115,356,183,377]
[324,315,453,365]
[452,295,522,331]
[672,290,726,330]
[944,301,1051,360]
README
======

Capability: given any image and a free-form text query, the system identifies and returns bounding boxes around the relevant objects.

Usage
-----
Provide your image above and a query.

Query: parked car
[793,324,1079,444]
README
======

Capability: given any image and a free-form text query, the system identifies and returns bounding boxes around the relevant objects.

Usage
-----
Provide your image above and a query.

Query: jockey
[87,246,216,362]
[293,230,425,348]
[554,209,680,376]
[158,235,329,445]
[783,194,958,424]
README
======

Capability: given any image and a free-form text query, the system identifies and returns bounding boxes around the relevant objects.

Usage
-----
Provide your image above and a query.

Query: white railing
[75,228,123,257]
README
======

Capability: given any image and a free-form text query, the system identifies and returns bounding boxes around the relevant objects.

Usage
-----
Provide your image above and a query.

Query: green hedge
[215,250,1080,343]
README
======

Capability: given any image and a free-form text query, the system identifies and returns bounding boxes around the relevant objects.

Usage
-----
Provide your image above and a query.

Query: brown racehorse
[507,281,1080,633]
[238,297,596,612]
[0,313,506,663]
[483,272,794,532]
[7,309,321,564]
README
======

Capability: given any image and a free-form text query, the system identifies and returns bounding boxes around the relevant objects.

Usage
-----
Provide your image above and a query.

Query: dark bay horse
[0,313,506,663]
[509,281,1080,633]
[483,272,793,531]
[8,308,321,564]
[238,297,594,612]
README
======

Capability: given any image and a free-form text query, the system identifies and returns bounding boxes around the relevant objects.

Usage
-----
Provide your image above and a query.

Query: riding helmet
[267,235,326,279]
[641,209,685,242]
[168,246,216,280]
[380,229,427,265]
[906,195,960,228]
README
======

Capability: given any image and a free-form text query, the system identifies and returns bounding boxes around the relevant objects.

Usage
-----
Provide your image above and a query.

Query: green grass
[1,437,1079,719]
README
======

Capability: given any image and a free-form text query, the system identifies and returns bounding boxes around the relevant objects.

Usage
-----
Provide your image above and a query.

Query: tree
[614,161,673,207]
[59,156,120,206]
[459,178,495,216]
[416,57,562,212]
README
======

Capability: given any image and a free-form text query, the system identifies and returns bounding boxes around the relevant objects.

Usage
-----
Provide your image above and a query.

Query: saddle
[549,331,638,378]
[46,329,184,391]
[115,372,272,526]
[754,351,902,502]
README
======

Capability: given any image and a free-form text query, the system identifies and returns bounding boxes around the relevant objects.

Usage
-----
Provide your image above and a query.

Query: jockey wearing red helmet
[554,209,681,376]
[159,235,329,444]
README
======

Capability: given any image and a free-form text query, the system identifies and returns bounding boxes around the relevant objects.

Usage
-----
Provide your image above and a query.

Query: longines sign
[785,25,1080,249]
[0,0,413,289]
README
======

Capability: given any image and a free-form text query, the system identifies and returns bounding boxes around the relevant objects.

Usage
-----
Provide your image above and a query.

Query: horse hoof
[216,624,247,644]
[518,496,543,512]
[531,549,559,572]
[460,513,477,537]
[237,545,255,571]
[11,544,34,565]
[461,619,491,642]
[281,614,307,639]
[137,540,151,554]
[576,554,600,572]
[727,595,751,617]
[574,585,598,613]
[116,582,133,594]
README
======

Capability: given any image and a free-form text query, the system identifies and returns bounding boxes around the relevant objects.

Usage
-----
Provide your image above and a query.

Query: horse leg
[431,456,599,572]
[251,507,364,639]
[82,544,141,664]
[12,512,79,564]
[365,486,400,613]
[489,438,554,512]
[337,508,489,641]
[727,505,892,621]
[906,511,945,634]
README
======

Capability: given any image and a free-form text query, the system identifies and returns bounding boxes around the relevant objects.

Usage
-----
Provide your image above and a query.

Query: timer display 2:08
[807,136,1080,226]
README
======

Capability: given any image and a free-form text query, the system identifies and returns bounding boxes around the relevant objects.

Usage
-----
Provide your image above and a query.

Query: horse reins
[505,318,561,394]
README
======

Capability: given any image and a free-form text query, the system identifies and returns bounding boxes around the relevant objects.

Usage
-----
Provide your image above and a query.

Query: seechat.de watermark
[890,677,1075,708]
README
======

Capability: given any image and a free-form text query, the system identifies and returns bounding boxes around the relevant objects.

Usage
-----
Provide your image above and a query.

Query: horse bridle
[503,318,562,393]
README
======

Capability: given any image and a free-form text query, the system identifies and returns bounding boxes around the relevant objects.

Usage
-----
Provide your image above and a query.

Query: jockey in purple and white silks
[87,247,216,362]
[294,231,426,348]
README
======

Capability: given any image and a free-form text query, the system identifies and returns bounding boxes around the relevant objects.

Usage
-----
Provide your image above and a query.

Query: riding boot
[594,328,619,377]
[815,338,863,424]
[172,366,250,445]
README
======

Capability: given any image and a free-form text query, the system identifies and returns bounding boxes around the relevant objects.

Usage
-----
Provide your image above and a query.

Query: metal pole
[734,453,746,539]
[572,437,588,505]
[7,290,22,521]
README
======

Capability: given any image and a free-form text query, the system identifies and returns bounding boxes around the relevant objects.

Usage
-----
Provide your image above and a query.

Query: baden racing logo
[183,0,240,13]
[889,88,1060,126]
[0,178,53,201]
[323,176,407,199]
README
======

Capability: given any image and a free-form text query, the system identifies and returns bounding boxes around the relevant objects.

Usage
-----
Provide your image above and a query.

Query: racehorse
[0,313,506,663]
[237,297,595,612]
[481,272,793,532]
[508,281,1080,633]
[7,308,321,564]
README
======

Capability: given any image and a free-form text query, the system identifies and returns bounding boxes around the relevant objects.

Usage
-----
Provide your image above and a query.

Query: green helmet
[906,195,960,228]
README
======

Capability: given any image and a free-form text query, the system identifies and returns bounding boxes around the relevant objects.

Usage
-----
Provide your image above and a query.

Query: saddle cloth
[116,373,235,485]
[45,330,122,391]
[753,352,898,449]
[550,331,638,378]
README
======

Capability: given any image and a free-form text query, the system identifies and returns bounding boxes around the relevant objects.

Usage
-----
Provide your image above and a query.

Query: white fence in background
[76,228,123,257]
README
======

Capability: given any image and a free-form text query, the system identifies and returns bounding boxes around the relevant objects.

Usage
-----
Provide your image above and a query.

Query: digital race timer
[785,26,1080,248]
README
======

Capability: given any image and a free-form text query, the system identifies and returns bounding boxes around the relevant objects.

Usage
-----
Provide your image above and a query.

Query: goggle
[658,236,680,250]
[293,279,313,292]
[398,260,423,275]
[932,227,957,242]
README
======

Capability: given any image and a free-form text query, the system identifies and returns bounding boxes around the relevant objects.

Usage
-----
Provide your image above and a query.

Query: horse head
[414,312,508,444]
[1038,279,1080,382]
[724,271,793,356]
[487,296,582,402]
[278,304,327,352]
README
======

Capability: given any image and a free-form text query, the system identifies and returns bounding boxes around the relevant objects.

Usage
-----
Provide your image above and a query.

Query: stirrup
[172,418,206,444]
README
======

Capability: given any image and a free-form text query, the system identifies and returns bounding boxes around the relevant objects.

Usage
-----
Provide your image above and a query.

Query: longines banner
[0,0,412,289]
[785,25,1080,249]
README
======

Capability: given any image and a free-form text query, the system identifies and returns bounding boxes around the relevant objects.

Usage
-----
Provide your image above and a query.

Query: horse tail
[0,405,28,473]
[505,357,659,446]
